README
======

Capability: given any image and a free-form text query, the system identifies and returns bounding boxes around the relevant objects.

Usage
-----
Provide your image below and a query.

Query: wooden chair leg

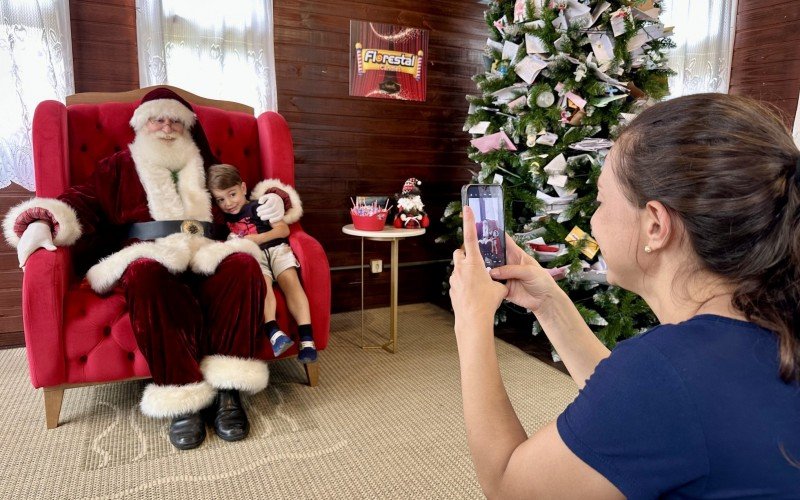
[304,362,319,387]
[44,387,65,429]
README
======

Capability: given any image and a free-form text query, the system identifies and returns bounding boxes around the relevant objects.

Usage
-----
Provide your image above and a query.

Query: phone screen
[462,184,506,269]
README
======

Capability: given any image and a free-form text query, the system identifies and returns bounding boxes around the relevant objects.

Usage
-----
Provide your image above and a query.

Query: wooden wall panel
[5,2,795,346]
[0,0,485,347]
[0,184,29,343]
[728,0,800,126]
[69,0,139,93]
[273,0,486,312]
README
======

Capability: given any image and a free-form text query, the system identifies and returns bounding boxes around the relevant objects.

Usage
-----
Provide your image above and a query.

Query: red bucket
[350,209,389,231]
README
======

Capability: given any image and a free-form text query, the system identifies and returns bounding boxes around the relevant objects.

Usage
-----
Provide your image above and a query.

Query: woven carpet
[0,303,578,499]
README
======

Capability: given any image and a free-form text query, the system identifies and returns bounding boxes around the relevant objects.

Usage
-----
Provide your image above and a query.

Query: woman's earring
[644,245,653,254]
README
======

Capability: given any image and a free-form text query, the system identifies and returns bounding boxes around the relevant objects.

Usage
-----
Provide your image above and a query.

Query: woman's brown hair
[615,93,800,382]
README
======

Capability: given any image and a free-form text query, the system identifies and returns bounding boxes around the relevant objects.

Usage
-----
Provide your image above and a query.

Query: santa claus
[2,88,302,450]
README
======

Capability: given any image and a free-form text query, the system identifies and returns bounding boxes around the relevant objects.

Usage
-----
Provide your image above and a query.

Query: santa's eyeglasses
[147,117,185,129]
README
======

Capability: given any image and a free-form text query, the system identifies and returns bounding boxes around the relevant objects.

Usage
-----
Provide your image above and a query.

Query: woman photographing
[449,93,800,498]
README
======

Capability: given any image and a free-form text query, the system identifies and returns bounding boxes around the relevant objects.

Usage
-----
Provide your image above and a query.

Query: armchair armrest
[32,100,71,197]
[288,225,330,350]
[22,247,71,388]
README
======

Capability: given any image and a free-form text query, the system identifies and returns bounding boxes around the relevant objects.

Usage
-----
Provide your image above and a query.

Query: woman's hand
[489,234,561,313]
[449,207,508,334]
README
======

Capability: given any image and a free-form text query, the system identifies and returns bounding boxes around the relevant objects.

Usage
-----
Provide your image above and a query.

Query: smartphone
[461,184,507,269]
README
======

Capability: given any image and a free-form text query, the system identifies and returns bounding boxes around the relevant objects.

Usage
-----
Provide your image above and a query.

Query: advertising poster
[349,21,429,102]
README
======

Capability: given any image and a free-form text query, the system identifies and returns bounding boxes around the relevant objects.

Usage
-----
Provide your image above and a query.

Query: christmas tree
[440,0,673,348]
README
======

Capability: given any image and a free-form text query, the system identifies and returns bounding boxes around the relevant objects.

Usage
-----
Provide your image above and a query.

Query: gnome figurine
[394,177,430,229]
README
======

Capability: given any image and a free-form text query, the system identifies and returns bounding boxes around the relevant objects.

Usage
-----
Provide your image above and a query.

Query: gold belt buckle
[180,220,202,236]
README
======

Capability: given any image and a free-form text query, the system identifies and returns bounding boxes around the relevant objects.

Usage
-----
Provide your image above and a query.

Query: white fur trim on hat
[249,179,303,225]
[200,355,269,394]
[3,197,82,248]
[140,380,216,418]
[190,237,262,275]
[130,99,197,132]
[85,233,199,294]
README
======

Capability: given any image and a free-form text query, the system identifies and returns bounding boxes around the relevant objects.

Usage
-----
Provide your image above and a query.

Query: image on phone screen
[464,185,506,269]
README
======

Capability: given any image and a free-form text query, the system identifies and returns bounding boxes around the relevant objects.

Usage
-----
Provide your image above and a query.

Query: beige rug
[0,303,578,499]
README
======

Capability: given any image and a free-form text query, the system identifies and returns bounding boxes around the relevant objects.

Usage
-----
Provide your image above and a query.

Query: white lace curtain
[661,0,738,96]
[0,0,74,191]
[136,0,277,114]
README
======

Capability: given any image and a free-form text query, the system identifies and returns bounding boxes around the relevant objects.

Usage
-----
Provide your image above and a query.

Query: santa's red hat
[129,87,218,167]
[402,177,421,194]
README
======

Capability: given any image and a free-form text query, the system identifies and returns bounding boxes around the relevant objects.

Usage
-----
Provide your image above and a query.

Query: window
[0,0,74,190]
[136,0,277,114]
[660,0,738,96]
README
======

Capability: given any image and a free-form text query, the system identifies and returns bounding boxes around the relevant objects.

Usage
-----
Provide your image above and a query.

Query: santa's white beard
[398,195,424,212]
[129,130,201,171]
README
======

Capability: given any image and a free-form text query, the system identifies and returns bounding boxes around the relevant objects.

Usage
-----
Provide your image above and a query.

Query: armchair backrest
[32,86,296,197]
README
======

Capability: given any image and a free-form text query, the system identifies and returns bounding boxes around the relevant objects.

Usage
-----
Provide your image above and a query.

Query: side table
[342,224,426,353]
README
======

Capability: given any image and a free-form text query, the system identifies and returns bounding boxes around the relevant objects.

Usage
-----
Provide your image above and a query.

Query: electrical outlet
[370,259,383,273]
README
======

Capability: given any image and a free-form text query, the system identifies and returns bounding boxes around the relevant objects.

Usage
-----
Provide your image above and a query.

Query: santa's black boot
[169,412,206,450]
[212,389,250,441]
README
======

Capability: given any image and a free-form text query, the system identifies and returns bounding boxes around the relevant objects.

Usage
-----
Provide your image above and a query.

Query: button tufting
[243,147,249,156]
[79,355,88,363]
[127,352,135,361]
[103,326,111,336]
[228,126,234,137]
[80,144,88,152]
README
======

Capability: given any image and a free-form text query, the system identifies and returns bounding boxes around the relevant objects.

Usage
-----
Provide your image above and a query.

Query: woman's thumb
[490,264,531,281]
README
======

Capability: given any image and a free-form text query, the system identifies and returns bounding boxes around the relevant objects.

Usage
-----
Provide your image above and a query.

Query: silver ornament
[536,91,555,108]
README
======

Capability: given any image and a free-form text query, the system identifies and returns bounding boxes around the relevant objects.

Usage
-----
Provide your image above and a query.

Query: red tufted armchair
[23,86,330,429]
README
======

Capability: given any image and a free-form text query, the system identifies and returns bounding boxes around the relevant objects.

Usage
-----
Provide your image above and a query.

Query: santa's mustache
[152,130,182,140]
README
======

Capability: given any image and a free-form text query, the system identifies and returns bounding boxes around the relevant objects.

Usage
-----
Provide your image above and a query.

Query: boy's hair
[207,164,243,191]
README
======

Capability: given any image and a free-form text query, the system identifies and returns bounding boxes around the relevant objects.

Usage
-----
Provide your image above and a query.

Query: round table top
[342,224,426,240]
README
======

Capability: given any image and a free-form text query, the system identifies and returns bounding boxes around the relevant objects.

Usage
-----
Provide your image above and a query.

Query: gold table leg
[360,236,365,348]
[361,237,400,353]
[387,237,399,352]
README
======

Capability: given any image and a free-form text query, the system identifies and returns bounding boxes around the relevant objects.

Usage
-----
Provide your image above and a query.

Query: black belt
[128,220,212,240]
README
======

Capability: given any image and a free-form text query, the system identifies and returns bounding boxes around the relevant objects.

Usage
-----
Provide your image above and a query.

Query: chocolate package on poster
[349,20,429,102]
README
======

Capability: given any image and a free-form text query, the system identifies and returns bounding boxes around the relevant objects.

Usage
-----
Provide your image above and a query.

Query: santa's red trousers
[121,254,266,386]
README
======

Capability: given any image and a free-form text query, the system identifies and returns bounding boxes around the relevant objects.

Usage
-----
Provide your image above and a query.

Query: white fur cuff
[250,179,303,225]
[3,198,82,248]
[140,381,215,418]
[200,355,269,394]
[86,233,194,294]
[190,238,262,275]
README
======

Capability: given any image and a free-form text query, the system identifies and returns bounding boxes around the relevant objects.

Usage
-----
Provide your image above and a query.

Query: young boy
[207,164,318,363]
